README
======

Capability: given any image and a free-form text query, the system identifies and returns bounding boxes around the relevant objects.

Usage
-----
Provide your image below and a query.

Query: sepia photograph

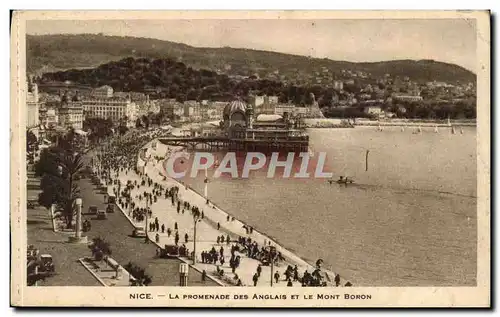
[10,10,490,307]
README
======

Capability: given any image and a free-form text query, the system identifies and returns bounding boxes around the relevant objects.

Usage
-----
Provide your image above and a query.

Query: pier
[158,136,310,152]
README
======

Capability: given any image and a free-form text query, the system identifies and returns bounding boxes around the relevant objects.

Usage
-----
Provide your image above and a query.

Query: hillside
[26,34,476,84]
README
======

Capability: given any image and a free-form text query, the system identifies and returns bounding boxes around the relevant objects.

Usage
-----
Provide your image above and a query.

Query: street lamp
[144,199,149,243]
[179,263,189,286]
[192,216,201,265]
[269,246,277,287]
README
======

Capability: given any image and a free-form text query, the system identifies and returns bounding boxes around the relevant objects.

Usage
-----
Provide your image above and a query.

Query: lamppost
[204,167,209,204]
[269,246,277,287]
[179,263,189,286]
[144,199,149,243]
[192,215,201,265]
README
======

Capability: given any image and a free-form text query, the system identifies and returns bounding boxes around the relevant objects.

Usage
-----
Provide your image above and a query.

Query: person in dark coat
[287,278,293,287]
[274,271,280,284]
[335,274,341,287]
[253,273,259,286]
[175,232,179,245]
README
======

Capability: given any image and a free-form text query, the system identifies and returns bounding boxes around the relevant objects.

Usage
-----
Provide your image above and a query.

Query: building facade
[59,104,84,129]
[27,82,41,129]
[82,97,136,125]
[92,85,114,99]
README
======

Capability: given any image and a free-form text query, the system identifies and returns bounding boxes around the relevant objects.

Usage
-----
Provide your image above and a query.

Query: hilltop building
[92,85,114,98]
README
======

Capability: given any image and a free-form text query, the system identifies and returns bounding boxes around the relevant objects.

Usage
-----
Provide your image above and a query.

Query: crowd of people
[89,128,353,288]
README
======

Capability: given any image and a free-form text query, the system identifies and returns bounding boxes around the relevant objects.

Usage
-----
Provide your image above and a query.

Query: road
[77,175,217,286]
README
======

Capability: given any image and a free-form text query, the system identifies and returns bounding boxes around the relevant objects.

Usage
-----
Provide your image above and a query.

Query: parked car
[96,210,107,220]
[106,204,115,213]
[39,254,55,273]
[132,227,146,238]
[88,205,98,214]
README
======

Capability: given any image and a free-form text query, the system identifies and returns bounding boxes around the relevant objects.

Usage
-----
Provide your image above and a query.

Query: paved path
[77,175,217,287]
[108,141,346,287]
[27,170,100,286]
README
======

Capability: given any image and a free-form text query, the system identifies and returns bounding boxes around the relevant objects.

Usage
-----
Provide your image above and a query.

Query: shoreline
[140,139,348,287]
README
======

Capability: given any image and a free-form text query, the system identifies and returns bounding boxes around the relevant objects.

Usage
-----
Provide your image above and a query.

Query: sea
[181,126,477,286]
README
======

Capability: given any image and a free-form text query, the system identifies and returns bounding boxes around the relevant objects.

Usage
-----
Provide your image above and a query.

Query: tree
[26,130,38,163]
[124,262,152,286]
[141,115,150,129]
[135,118,143,128]
[89,237,112,261]
[36,139,85,229]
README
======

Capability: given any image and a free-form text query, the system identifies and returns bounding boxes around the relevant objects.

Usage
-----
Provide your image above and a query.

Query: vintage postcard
[10,10,490,307]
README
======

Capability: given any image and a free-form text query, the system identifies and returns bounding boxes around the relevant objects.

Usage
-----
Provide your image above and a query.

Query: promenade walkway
[106,139,349,287]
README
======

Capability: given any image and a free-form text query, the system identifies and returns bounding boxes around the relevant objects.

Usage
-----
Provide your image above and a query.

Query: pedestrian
[155,233,159,243]
[167,228,172,237]
[216,236,220,244]
[221,235,225,244]
[217,222,220,230]
[175,232,179,246]
[219,246,224,258]
[226,235,231,245]
[226,215,230,222]
[185,233,189,243]
[201,270,207,282]
[287,278,293,287]
[220,256,225,266]
[174,222,178,230]
[293,265,299,281]
[274,271,280,284]
[335,274,341,287]
[161,224,165,233]
[253,273,259,286]
[257,264,262,278]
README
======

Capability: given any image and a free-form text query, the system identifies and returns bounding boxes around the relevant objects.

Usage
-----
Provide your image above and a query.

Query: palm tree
[56,150,85,228]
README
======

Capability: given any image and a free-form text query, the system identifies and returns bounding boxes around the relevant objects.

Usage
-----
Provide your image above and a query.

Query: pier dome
[223,100,247,120]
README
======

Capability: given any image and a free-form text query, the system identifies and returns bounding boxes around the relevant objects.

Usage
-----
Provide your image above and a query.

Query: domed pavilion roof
[223,99,247,120]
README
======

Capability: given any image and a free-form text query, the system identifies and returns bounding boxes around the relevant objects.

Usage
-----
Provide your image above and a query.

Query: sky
[26,19,477,72]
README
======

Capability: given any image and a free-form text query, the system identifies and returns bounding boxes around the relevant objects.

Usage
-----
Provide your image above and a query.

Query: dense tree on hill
[39,56,476,119]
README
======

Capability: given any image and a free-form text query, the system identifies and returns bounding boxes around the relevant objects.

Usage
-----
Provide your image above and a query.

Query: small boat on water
[328,176,354,185]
